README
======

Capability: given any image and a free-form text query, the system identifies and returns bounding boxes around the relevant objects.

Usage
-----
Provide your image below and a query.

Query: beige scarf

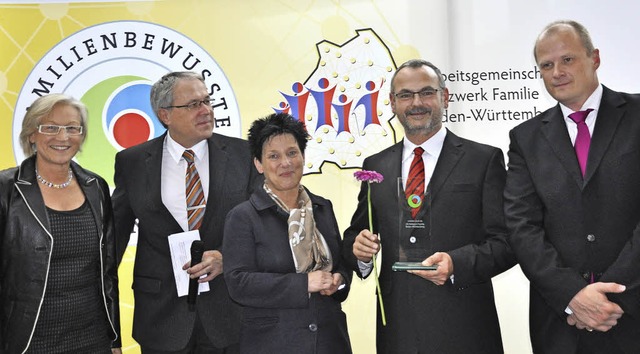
[264,183,332,273]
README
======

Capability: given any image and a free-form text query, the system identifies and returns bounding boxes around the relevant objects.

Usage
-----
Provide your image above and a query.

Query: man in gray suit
[112,71,260,353]
[343,59,515,353]
[504,20,640,353]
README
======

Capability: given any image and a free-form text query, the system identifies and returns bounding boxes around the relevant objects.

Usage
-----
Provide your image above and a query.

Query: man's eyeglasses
[394,89,440,101]
[38,125,83,136]
[162,97,213,110]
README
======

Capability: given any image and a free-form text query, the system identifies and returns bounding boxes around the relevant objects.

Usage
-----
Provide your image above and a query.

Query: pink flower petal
[354,170,384,183]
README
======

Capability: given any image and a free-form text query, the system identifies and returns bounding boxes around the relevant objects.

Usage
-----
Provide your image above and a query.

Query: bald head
[534,20,595,62]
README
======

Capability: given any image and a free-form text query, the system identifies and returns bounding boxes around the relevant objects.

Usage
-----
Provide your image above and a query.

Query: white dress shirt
[560,84,603,144]
[161,133,210,232]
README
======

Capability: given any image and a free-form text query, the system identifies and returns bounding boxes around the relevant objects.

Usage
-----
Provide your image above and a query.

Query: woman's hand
[111,348,122,354]
[320,273,345,296]
[307,270,334,293]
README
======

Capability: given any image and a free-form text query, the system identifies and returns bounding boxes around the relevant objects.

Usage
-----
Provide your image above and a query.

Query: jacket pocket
[132,276,162,294]
[243,316,279,327]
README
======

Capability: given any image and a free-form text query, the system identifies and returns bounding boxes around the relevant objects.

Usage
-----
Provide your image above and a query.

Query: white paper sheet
[168,230,211,297]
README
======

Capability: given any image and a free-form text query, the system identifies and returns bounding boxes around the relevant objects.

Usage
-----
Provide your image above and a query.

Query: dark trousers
[141,314,239,354]
[576,331,624,354]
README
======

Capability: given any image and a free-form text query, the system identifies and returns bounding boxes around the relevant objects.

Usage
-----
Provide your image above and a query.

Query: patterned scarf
[264,183,332,273]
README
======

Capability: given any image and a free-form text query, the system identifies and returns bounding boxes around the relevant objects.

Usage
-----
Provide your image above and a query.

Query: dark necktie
[183,150,206,230]
[406,147,425,218]
[568,109,594,176]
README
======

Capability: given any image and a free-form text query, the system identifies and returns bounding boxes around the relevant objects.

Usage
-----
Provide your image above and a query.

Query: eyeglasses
[394,89,440,101]
[162,97,213,110]
[38,125,83,135]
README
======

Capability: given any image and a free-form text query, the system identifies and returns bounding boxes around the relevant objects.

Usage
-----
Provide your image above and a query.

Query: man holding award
[343,59,516,353]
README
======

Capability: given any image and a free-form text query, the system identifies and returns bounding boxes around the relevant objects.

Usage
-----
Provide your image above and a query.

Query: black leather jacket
[0,155,120,353]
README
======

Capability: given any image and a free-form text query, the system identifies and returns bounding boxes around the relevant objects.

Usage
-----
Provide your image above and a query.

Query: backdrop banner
[2,1,638,353]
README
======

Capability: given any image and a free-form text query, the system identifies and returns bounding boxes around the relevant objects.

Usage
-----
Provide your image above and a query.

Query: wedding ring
[586,327,593,332]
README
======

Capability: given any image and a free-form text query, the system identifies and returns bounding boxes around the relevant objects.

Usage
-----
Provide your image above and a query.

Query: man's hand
[408,252,453,285]
[566,282,625,332]
[320,273,345,296]
[353,229,380,262]
[183,250,223,283]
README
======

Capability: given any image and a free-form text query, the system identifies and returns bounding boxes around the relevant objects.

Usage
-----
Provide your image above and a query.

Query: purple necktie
[568,109,594,176]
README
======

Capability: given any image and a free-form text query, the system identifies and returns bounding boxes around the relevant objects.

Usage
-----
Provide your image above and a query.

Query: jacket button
[409,236,416,244]
[308,323,318,332]
[586,234,596,242]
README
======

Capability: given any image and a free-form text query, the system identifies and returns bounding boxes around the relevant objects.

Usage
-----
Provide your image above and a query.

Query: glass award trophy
[392,177,436,271]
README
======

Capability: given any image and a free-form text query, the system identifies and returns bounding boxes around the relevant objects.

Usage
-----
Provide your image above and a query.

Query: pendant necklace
[36,167,73,189]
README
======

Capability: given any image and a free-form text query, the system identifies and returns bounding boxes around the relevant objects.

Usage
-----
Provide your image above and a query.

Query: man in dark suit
[504,20,640,353]
[343,59,515,353]
[112,71,259,353]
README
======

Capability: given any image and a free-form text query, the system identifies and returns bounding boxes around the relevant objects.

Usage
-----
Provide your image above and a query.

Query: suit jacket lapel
[428,129,464,204]
[584,87,625,185]
[541,106,585,189]
[382,141,403,199]
[145,134,181,229]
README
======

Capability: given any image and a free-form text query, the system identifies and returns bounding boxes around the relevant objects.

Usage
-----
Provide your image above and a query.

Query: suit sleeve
[323,199,352,303]
[504,130,586,315]
[111,151,137,264]
[0,174,8,348]
[447,148,516,287]
[600,221,640,316]
[223,205,311,309]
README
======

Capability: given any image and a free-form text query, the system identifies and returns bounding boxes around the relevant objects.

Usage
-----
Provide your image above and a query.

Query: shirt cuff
[565,306,573,315]
[357,259,373,277]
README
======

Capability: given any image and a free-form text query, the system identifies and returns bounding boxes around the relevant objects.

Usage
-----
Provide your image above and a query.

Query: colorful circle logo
[103,80,160,150]
[407,194,422,209]
[13,21,241,186]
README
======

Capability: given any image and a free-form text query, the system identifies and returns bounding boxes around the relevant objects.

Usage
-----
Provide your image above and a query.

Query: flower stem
[368,184,387,326]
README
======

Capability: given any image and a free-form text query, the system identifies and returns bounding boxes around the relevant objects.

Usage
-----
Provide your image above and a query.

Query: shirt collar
[559,84,603,118]
[165,132,208,164]
[402,125,447,162]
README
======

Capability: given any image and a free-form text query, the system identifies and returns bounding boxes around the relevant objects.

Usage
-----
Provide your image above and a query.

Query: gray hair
[390,59,446,94]
[150,71,205,128]
[20,93,88,156]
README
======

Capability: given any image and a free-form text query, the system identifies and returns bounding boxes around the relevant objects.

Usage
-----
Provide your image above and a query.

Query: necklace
[35,167,73,189]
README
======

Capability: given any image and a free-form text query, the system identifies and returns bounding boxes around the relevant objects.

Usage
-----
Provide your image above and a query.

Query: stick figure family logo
[272,29,397,174]
[12,21,240,185]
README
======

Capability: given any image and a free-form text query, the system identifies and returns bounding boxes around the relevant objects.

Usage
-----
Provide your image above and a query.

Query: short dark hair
[248,113,310,161]
[390,59,446,94]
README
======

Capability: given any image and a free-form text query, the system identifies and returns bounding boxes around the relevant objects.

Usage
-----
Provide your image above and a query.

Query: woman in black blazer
[223,113,352,354]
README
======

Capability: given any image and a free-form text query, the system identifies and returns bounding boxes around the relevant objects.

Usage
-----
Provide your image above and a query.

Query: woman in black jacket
[223,113,352,354]
[0,94,120,353]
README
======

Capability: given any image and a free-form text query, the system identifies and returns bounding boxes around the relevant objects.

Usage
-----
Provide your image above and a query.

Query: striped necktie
[183,149,206,230]
[568,109,594,177]
[406,147,425,218]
